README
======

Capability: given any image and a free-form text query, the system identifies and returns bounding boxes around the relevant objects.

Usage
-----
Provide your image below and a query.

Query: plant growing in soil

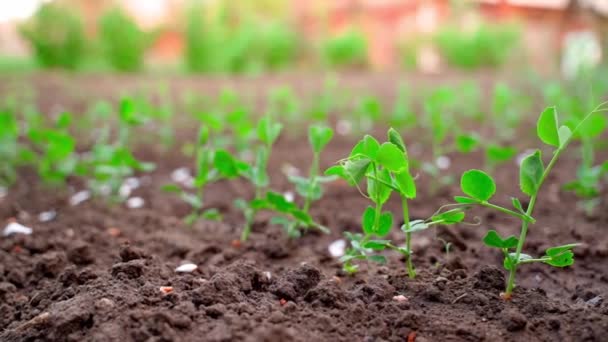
[278,125,336,237]
[326,128,465,277]
[0,111,22,186]
[163,126,247,224]
[456,105,607,299]
[78,98,155,198]
[27,112,78,185]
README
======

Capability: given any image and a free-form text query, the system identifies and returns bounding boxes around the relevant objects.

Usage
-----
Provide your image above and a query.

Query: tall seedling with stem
[236,115,283,241]
[456,104,607,299]
[326,129,465,277]
[277,125,336,237]
[163,126,247,224]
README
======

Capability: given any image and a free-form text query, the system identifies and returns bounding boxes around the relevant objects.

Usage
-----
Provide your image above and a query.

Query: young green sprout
[163,126,246,224]
[279,125,336,237]
[78,98,155,199]
[326,128,465,277]
[456,104,607,299]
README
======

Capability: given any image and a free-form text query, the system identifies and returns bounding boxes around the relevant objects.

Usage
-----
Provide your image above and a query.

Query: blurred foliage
[19,2,86,70]
[435,23,521,69]
[185,1,299,74]
[322,30,368,68]
[99,7,155,72]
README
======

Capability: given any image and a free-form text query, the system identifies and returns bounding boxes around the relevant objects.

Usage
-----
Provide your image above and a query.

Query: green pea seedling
[456,104,607,299]
[163,125,247,224]
[326,128,465,277]
[27,112,78,185]
[0,111,21,186]
[278,125,336,237]
[78,98,155,199]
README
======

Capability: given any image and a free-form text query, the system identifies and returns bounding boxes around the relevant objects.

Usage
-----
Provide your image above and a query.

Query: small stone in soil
[328,239,346,258]
[501,310,527,331]
[175,263,198,273]
[126,197,145,209]
[435,155,451,170]
[3,221,33,236]
[160,286,174,294]
[119,184,132,198]
[393,295,409,303]
[280,298,287,306]
[95,298,115,310]
[283,191,295,203]
[264,271,272,280]
[586,296,603,307]
[38,210,57,222]
[69,190,91,206]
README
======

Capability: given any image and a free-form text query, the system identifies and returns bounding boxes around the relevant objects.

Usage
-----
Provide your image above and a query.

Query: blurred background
[0,0,606,77]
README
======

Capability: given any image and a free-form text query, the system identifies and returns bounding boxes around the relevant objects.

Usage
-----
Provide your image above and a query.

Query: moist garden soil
[1,73,608,341]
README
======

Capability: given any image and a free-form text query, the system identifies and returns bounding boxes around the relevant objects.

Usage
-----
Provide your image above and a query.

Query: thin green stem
[505,148,562,297]
[480,201,535,223]
[304,151,320,213]
[402,196,416,278]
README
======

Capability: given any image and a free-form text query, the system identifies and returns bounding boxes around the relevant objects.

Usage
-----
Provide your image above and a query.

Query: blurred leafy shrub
[19,3,86,70]
[322,31,368,68]
[185,2,298,74]
[435,23,520,69]
[99,8,154,72]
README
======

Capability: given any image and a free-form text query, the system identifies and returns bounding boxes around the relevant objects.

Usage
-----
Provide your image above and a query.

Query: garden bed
[1,74,607,341]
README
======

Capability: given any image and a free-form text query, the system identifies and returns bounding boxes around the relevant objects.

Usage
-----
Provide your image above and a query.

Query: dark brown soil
[1,74,608,341]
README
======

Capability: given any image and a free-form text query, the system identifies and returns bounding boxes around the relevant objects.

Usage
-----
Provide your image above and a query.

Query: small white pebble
[336,120,352,136]
[393,295,408,303]
[126,197,145,209]
[175,263,198,273]
[119,184,132,198]
[171,167,193,187]
[124,177,141,190]
[69,190,91,206]
[534,274,542,283]
[3,222,33,236]
[283,191,295,203]
[264,271,272,280]
[38,210,56,223]
[281,164,300,177]
[328,239,346,258]
[435,156,451,170]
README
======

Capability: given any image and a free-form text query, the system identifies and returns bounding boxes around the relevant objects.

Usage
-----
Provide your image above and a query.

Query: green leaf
[363,240,391,250]
[362,206,375,235]
[460,169,496,201]
[291,210,314,225]
[511,197,525,214]
[344,159,371,184]
[266,191,296,212]
[456,133,479,153]
[393,171,416,199]
[537,107,559,147]
[519,150,544,196]
[198,126,210,145]
[367,168,392,204]
[376,212,393,237]
[376,142,407,172]
[325,165,348,181]
[350,135,379,159]
[387,128,406,152]
[482,230,519,249]
[368,255,387,264]
[161,184,182,193]
[202,209,222,221]
[309,125,333,153]
[431,209,465,224]
[181,193,203,209]
[257,116,282,145]
[543,244,578,267]
[577,112,606,138]
[486,144,517,163]
[558,125,572,148]
[214,150,241,178]
[454,196,478,204]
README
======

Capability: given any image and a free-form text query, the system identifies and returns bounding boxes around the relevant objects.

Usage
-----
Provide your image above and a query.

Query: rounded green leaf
[376,142,407,172]
[519,150,544,196]
[309,125,334,153]
[482,230,519,249]
[460,169,496,201]
[387,128,406,152]
[362,206,375,235]
[375,212,393,237]
[537,107,559,147]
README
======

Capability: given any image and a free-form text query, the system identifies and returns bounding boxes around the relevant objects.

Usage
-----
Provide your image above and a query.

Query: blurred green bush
[322,31,368,68]
[99,8,154,72]
[19,3,86,70]
[435,23,520,69]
